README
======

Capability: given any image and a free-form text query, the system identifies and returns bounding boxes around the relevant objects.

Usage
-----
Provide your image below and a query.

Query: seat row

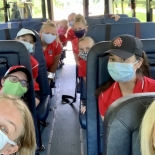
[0,20,51,154]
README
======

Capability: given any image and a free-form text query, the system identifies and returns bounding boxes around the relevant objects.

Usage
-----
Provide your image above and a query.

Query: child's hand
[80,106,86,114]
[111,15,120,21]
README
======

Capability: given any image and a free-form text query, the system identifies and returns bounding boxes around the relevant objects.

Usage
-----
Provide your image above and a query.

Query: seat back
[3,21,43,32]
[86,22,155,43]
[0,23,20,30]
[0,27,51,121]
[0,40,38,135]
[9,18,47,22]
[85,14,128,20]
[103,14,128,18]
[102,17,139,24]
[87,17,140,28]
[86,38,155,155]
[87,18,102,28]
[103,93,155,155]
[86,41,110,155]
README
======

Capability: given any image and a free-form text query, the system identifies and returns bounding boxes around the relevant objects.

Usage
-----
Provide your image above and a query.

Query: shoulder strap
[105,24,111,41]
[4,29,11,40]
[135,22,141,39]
[61,95,76,105]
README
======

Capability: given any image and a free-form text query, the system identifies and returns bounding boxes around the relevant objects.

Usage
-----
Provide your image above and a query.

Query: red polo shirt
[67,28,76,41]
[43,40,62,70]
[59,35,67,47]
[30,55,40,91]
[98,76,155,116]
[72,38,79,55]
[78,60,86,77]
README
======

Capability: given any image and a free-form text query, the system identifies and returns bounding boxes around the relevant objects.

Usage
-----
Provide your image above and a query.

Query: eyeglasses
[5,75,29,87]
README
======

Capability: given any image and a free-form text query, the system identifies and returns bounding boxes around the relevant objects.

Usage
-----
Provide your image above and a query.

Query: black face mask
[74,29,86,38]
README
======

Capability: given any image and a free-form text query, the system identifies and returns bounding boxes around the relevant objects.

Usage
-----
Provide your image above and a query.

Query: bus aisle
[40,47,81,155]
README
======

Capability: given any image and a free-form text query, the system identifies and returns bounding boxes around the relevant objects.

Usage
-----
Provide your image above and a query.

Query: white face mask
[0,130,17,151]
[19,40,33,53]
[78,51,88,61]
[42,33,56,44]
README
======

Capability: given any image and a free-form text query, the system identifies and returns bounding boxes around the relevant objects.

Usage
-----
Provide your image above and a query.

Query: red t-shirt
[59,35,67,47]
[72,38,79,55]
[44,40,62,70]
[98,76,155,116]
[30,55,40,91]
[67,28,76,41]
[78,60,86,77]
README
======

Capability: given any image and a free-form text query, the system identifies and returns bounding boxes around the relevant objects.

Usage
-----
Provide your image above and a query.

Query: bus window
[89,0,104,16]
[53,0,83,21]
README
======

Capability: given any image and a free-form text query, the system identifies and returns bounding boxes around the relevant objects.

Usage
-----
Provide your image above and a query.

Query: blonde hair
[140,100,155,155]
[56,19,68,28]
[73,14,87,27]
[40,20,60,43]
[68,12,76,17]
[78,36,95,46]
[0,95,36,155]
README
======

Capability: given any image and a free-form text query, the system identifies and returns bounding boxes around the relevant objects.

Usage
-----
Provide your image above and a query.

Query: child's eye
[109,57,114,61]
[0,126,8,134]
[120,58,125,62]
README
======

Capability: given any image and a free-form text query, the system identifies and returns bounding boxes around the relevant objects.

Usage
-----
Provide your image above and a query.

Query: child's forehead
[20,34,33,38]
[79,39,93,46]
[58,21,67,27]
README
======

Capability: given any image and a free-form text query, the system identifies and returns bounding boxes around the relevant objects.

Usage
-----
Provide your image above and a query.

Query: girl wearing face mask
[0,65,31,99]
[95,34,155,121]
[78,37,95,115]
[67,12,77,42]
[72,14,88,66]
[56,19,68,47]
[140,100,155,155]
[39,20,62,81]
[15,28,40,106]
[0,95,36,155]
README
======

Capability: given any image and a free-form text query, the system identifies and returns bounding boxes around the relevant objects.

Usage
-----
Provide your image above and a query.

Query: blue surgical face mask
[69,21,74,27]
[74,29,85,38]
[0,130,17,151]
[19,40,33,53]
[107,61,139,82]
[42,33,56,44]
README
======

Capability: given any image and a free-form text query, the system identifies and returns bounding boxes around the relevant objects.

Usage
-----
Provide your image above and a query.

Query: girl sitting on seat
[0,95,36,155]
[15,28,40,106]
[78,37,95,114]
[0,65,31,98]
[39,20,62,82]
[57,19,68,47]
[96,34,155,121]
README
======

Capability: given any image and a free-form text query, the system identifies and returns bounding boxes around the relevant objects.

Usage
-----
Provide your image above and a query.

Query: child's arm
[73,53,80,67]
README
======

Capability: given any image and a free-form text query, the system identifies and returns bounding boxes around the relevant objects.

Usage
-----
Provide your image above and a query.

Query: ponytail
[136,51,150,78]
[95,78,114,98]
[73,14,87,27]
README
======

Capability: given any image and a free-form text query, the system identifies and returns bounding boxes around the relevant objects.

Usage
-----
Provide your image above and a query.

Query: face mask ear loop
[133,60,140,72]
[134,60,139,65]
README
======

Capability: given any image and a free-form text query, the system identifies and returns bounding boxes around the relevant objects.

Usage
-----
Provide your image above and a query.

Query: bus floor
[40,51,83,155]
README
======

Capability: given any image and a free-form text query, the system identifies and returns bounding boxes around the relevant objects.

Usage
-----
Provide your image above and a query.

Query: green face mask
[3,80,27,98]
